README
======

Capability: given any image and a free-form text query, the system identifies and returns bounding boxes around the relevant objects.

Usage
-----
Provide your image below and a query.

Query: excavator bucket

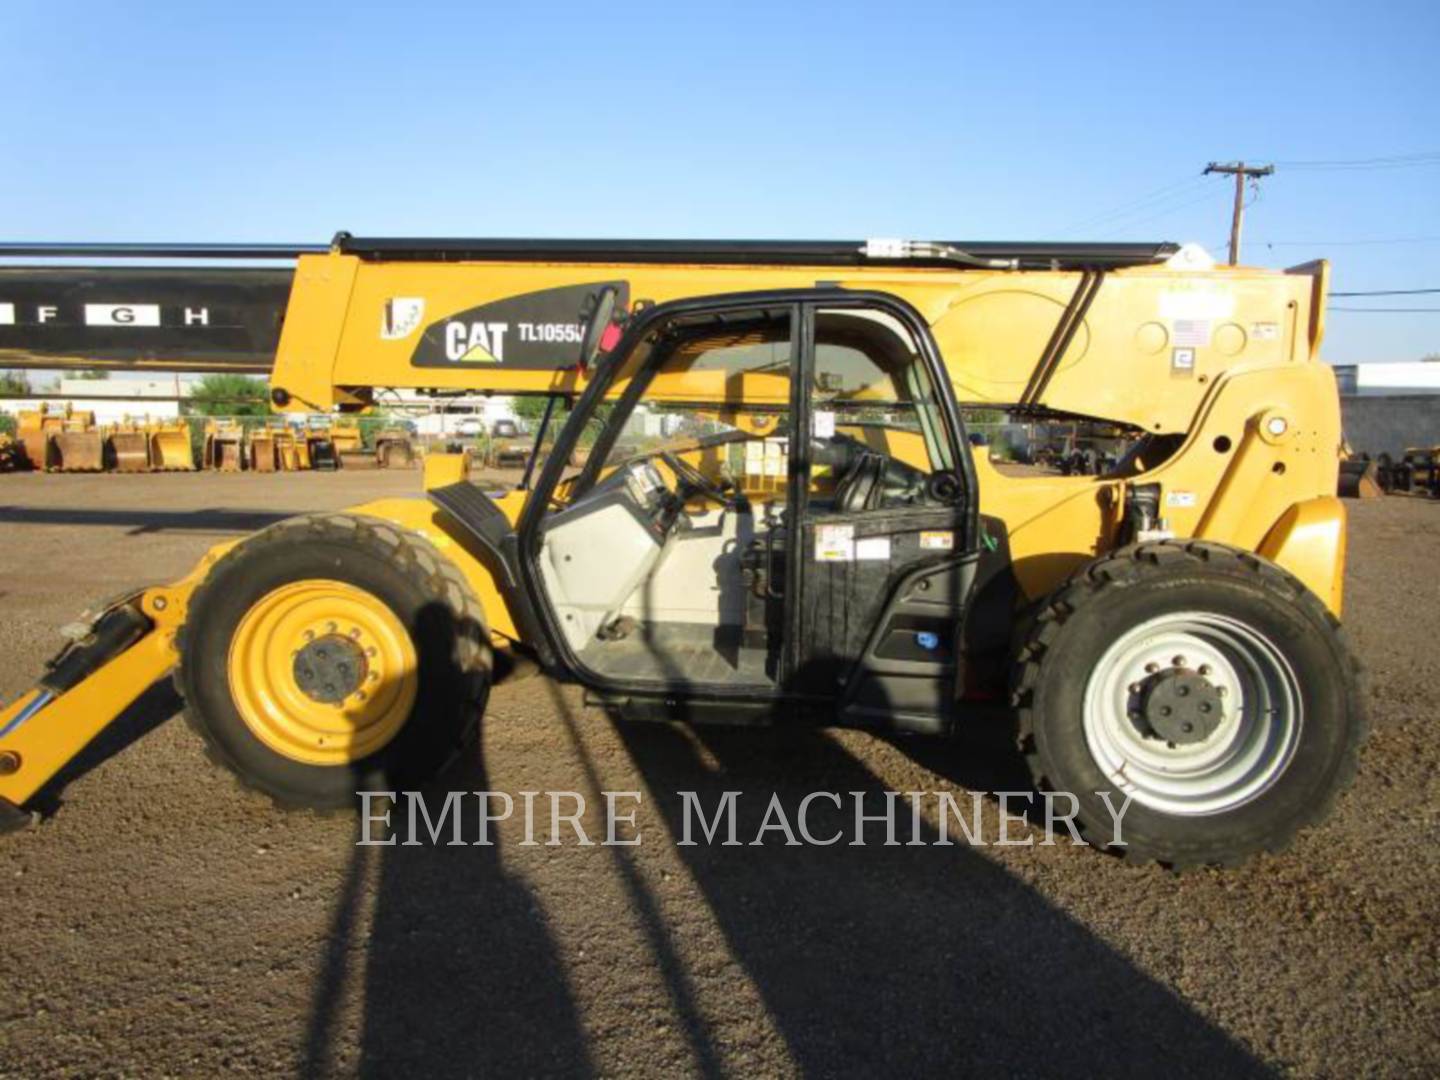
[375,429,416,469]
[249,431,277,472]
[149,423,196,471]
[108,428,152,472]
[307,436,339,470]
[1338,458,1383,499]
[275,430,299,471]
[50,421,105,472]
[330,423,362,455]
[203,421,245,471]
[213,439,243,471]
[15,408,54,470]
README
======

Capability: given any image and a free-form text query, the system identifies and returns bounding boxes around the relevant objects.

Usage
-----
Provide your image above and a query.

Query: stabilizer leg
[0,594,182,812]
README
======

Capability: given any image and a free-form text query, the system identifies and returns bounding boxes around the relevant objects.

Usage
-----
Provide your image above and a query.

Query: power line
[1273,150,1440,170]
[1255,236,1440,247]
[1059,174,1207,235]
[1104,185,1230,233]
[1330,287,1440,297]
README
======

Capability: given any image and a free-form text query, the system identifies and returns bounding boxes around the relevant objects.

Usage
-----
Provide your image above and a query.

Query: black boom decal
[410,281,629,370]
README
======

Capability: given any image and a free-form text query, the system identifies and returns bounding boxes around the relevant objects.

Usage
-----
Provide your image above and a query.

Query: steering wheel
[659,451,742,509]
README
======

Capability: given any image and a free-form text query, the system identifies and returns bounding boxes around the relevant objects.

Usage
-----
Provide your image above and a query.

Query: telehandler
[0,235,1363,867]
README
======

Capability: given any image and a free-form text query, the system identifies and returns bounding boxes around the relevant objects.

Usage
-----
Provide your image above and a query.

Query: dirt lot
[0,471,1436,1077]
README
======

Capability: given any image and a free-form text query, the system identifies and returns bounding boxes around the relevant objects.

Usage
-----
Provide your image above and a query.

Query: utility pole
[1204,161,1274,265]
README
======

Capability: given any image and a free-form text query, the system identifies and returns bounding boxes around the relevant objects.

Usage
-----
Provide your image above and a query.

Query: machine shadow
[313,602,1268,1075]
[611,708,1270,1077]
[334,756,596,1078]
[305,609,595,1079]
[0,506,295,534]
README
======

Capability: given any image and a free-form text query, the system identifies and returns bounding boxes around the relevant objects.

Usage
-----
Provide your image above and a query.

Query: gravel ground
[0,471,1436,1078]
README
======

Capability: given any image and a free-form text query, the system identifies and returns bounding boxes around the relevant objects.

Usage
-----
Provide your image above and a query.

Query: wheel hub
[1136,667,1224,745]
[292,634,368,704]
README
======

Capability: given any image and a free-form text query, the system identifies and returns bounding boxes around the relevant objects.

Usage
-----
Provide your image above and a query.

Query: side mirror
[578,286,620,369]
[926,470,962,505]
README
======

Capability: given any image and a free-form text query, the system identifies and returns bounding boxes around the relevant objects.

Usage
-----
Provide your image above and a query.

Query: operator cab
[524,291,977,727]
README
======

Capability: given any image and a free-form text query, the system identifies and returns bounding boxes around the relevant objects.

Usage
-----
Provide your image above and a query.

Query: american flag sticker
[1172,318,1211,347]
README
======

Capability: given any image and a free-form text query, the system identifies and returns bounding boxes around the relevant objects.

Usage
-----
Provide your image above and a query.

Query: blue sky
[2,0,1436,363]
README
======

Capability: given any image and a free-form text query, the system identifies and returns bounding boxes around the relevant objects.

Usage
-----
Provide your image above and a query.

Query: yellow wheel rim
[227,579,418,766]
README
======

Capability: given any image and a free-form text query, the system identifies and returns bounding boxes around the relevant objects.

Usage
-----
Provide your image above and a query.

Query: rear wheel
[1013,541,1365,868]
[177,513,490,808]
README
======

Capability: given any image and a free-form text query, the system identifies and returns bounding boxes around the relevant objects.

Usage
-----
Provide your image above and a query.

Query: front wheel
[177,513,491,809]
[1013,541,1365,869]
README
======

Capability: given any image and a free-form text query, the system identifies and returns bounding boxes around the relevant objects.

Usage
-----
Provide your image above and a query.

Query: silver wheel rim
[1082,612,1302,815]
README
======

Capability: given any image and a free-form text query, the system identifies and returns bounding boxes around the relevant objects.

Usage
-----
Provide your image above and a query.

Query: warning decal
[816,523,854,562]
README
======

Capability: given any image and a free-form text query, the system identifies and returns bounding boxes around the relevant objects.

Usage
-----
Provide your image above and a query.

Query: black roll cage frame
[510,287,979,705]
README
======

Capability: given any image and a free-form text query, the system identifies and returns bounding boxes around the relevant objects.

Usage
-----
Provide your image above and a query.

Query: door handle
[764,527,785,599]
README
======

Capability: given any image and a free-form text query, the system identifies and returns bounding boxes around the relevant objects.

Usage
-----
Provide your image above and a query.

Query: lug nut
[1182,722,1194,733]
[1172,655,1187,668]
[1160,706,1172,717]
[366,647,377,658]
[355,691,367,702]
[0,751,20,776]
[1198,664,1212,676]
[1129,682,1141,694]
[304,630,315,642]
[327,622,338,632]
[1145,662,1160,674]
[350,627,362,640]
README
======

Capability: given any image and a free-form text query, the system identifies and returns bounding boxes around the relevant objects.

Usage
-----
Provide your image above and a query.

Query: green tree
[0,370,31,396]
[185,374,271,417]
[513,396,552,424]
[74,369,111,380]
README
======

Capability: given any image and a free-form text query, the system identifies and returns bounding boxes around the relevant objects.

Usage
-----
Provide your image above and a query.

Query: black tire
[176,513,491,809]
[1013,540,1366,869]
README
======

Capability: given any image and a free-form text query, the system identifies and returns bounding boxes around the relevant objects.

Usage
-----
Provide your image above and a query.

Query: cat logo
[444,320,509,363]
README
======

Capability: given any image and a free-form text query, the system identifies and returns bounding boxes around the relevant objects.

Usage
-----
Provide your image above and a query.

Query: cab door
[786,297,978,731]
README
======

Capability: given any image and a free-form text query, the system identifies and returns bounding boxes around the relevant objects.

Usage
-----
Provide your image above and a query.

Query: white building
[1332,361,1440,397]
[0,376,199,424]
